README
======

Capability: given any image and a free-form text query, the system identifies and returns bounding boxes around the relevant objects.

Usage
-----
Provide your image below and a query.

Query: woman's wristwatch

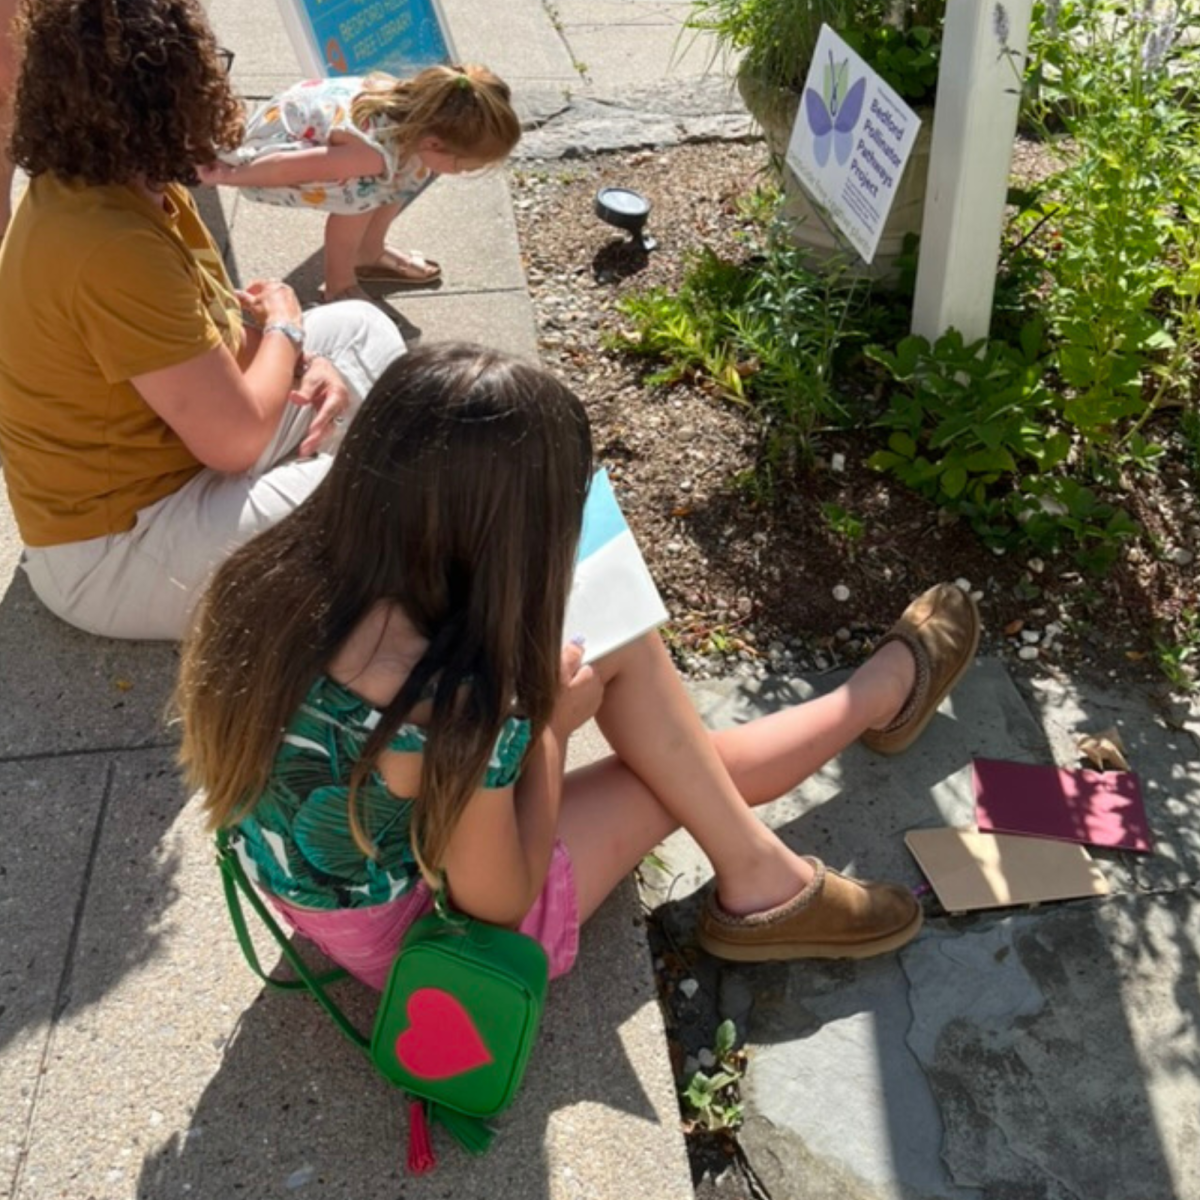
[263,320,305,354]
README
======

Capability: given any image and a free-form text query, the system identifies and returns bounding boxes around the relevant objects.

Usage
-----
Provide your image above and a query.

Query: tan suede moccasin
[860,581,981,757]
[696,858,923,963]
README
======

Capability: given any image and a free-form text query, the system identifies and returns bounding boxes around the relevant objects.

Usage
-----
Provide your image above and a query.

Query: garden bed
[510,140,1200,702]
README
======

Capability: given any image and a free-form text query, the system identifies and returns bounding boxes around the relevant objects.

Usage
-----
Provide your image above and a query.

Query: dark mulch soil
[509,141,1200,704]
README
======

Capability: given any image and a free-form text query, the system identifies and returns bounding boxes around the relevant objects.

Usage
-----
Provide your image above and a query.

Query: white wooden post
[911,0,1033,342]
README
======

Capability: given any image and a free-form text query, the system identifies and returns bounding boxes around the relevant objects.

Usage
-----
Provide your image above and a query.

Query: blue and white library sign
[275,0,455,79]
[786,25,921,264]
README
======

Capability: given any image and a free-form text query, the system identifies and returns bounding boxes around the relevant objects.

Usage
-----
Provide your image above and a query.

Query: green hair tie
[456,73,472,91]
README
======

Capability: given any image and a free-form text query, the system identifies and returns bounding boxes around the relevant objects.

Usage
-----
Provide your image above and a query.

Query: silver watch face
[266,322,304,348]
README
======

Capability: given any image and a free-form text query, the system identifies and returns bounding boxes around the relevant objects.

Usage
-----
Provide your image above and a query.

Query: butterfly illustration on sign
[804,49,866,167]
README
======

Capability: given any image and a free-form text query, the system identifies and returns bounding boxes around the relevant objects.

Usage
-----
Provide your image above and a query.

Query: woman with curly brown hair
[0,0,404,640]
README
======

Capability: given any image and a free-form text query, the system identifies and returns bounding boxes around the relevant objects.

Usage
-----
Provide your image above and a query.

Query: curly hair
[9,0,244,186]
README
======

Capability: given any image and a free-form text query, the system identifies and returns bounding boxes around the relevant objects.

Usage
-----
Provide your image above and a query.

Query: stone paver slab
[905,891,1200,1199]
[207,170,526,300]
[372,289,540,358]
[563,24,725,90]
[556,1,703,26]
[441,0,579,81]
[738,954,955,1200]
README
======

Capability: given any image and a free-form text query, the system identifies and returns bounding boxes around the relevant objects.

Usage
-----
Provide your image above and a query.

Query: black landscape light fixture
[594,186,657,251]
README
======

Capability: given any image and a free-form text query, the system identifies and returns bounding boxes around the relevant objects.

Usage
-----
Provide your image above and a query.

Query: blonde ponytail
[350,63,520,165]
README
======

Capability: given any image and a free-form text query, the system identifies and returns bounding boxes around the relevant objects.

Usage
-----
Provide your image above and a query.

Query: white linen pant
[23,301,404,641]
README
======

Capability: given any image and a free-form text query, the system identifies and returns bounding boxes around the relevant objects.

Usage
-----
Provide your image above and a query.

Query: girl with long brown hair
[178,343,979,986]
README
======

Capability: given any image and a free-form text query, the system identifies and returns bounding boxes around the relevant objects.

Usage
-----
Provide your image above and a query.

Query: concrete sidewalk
[4,2,1200,1200]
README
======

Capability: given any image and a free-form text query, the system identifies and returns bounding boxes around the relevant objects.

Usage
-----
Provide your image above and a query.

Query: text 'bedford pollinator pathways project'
[786,24,922,264]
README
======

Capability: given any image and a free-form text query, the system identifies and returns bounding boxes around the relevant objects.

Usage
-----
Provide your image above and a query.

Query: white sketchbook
[565,469,669,664]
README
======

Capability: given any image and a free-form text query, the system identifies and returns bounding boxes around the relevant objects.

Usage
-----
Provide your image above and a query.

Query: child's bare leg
[353,203,440,281]
[709,639,916,803]
[559,633,915,922]
[558,636,914,922]
[356,202,402,264]
[323,211,374,296]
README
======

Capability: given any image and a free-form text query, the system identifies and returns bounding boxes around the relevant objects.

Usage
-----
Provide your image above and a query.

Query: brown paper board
[904,827,1110,913]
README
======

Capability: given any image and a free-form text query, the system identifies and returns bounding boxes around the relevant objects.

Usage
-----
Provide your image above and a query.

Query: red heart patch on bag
[395,988,494,1080]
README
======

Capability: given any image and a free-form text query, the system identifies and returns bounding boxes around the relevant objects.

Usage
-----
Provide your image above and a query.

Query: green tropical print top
[232,675,532,910]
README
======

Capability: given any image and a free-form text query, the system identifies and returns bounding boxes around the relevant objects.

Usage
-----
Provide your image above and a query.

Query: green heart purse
[216,829,550,1172]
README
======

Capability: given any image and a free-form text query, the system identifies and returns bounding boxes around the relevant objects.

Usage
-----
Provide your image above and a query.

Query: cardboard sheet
[905,827,1110,913]
[973,757,1152,853]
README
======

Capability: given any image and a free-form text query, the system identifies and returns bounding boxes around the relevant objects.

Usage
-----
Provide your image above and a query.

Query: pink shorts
[268,840,580,992]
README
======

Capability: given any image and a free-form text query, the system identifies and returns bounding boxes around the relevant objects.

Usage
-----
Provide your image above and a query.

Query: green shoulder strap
[215,828,369,1053]
[217,833,497,1158]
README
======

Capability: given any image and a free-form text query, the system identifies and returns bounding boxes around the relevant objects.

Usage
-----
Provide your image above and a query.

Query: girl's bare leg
[322,211,375,296]
[356,202,402,265]
[558,632,916,923]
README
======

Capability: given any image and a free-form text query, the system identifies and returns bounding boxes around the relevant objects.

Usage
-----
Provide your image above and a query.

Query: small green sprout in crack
[681,1018,747,1134]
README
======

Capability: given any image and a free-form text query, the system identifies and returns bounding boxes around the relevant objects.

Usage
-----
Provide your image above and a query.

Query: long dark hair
[177,343,594,875]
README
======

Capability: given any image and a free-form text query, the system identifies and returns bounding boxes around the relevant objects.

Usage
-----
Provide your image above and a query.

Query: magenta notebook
[973,757,1153,853]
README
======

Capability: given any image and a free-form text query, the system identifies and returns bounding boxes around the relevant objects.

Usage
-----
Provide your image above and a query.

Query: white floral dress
[224,76,438,215]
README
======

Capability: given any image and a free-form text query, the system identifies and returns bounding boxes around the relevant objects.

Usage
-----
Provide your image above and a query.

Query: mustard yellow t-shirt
[0,176,244,546]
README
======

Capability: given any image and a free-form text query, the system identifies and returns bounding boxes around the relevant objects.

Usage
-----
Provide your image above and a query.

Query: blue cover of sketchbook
[566,470,669,663]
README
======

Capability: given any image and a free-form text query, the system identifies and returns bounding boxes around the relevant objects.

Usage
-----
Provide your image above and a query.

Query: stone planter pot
[738,69,933,285]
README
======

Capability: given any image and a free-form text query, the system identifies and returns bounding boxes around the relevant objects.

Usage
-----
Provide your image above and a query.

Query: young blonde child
[199,64,519,304]
[176,343,979,993]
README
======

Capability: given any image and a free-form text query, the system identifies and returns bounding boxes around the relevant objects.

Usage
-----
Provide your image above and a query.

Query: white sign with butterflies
[786,25,922,264]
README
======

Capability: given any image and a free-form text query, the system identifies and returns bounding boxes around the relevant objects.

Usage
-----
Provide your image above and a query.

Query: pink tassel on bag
[406,1100,437,1174]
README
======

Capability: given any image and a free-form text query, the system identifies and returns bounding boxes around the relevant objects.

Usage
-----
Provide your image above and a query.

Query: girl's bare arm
[390,645,603,926]
[437,729,566,927]
[131,280,312,472]
[197,138,386,188]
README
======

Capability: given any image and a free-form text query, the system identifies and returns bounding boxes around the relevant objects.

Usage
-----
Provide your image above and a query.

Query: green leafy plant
[866,324,1139,571]
[680,1019,745,1134]
[821,502,865,542]
[866,322,1064,507]
[1155,608,1200,694]
[842,18,941,102]
[611,219,869,476]
[611,247,755,396]
[685,0,944,103]
[1017,0,1200,460]
[1011,476,1140,574]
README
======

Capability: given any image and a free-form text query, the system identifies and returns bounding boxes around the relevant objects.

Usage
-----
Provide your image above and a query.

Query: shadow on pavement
[136,889,675,1200]
[0,567,185,1061]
